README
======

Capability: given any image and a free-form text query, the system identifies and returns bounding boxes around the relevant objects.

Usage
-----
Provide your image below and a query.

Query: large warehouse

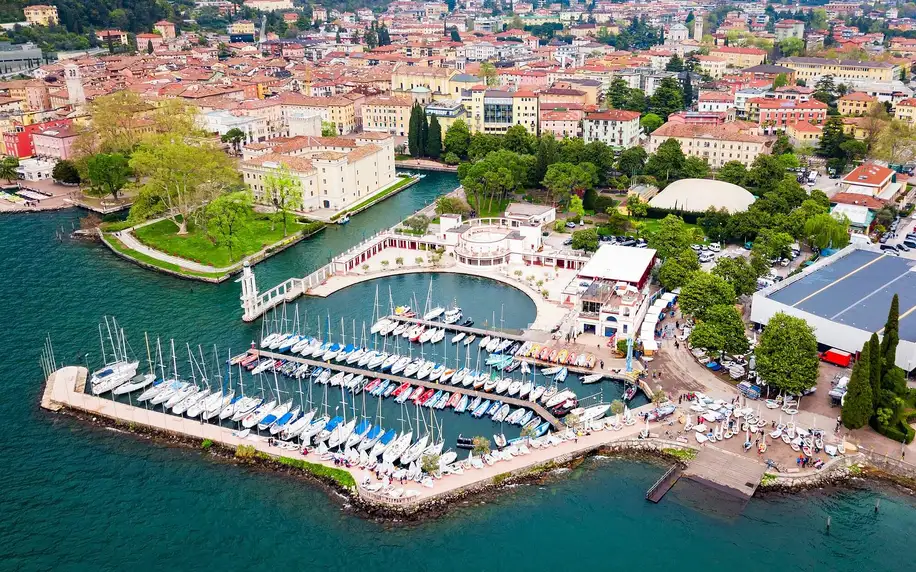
[751,246,916,371]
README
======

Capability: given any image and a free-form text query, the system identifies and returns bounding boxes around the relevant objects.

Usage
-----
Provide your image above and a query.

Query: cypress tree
[419,112,429,158]
[408,104,421,157]
[426,115,442,159]
[868,332,881,409]
[842,341,873,429]
[682,73,693,108]
[880,294,900,376]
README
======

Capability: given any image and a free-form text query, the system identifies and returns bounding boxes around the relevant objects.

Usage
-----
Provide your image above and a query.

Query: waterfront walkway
[115,230,230,273]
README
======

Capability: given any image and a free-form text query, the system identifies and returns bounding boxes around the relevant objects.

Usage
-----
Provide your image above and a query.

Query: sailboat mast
[170,339,178,380]
[144,332,153,375]
[156,338,165,381]
[98,324,107,366]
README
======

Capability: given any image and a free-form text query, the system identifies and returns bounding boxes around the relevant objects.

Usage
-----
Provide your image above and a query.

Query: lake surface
[3,171,916,571]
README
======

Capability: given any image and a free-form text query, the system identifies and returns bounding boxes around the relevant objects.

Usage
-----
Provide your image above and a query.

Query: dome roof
[648,178,755,213]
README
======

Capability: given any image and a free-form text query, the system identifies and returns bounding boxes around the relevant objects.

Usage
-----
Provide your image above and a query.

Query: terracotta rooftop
[842,163,894,187]
[584,110,641,121]
[650,121,767,143]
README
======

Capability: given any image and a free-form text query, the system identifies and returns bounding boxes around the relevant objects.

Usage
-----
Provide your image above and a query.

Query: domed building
[647,178,755,213]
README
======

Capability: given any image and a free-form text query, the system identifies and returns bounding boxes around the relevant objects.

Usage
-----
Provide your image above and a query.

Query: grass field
[134,213,309,268]
[636,218,703,239]
[468,196,510,218]
[102,233,227,280]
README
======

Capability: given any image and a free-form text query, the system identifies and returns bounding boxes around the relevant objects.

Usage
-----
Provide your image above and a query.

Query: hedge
[870,417,915,444]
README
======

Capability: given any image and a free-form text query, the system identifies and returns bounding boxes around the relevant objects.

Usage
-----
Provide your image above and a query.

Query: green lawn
[331,175,414,220]
[468,196,510,218]
[134,212,308,268]
[635,218,702,239]
[103,233,227,280]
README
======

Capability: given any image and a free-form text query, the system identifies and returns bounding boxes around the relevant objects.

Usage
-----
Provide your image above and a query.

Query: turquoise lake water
[3,170,916,571]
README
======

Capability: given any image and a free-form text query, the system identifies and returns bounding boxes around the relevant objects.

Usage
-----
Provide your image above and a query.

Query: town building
[837,91,877,116]
[239,133,397,214]
[424,99,467,136]
[895,98,916,126]
[785,120,822,147]
[840,162,900,199]
[777,57,899,84]
[747,98,828,132]
[96,30,129,46]
[708,46,768,69]
[698,91,735,113]
[2,118,72,158]
[31,125,78,160]
[466,87,538,135]
[647,122,769,168]
[695,55,727,79]
[362,94,413,136]
[23,4,59,26]
[774,19,805,41]
[154,20,177,40]
[581,110,641,149]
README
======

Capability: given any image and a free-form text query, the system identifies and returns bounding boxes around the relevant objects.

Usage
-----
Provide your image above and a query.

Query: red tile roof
[842,163,894,187]
[584,110,640,121]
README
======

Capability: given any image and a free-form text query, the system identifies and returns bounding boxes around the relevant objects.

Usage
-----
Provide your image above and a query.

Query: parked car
[699,252,714,263]
[619,239,637,247]
[691,244,702,252]
[779,258,790,267]
[897,243,910,252]
[565,221,576,229]
[903,240,916,249]
[562,238,573,246]
[709,242,721,252]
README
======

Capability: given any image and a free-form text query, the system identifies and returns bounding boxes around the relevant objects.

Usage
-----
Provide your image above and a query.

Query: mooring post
[875,499,880,513]
[826,515,831,532]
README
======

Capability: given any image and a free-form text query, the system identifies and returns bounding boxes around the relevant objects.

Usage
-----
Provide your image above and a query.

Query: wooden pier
[645,465,682,503]
[253,349,565,430]
[386,314,527,340]
[682,445,767,500]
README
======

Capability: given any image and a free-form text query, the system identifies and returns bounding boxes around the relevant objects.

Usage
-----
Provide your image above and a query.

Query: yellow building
[391,64,455,96]
[23,4,59,26]
[277,93,356,134]
[838,92,877,116]
[777,57,898,84]
[708,46,768,68]
[695,55,728,79]
[895,98,916,126]
[228,20,257,35]
[362,94,413,136]
[466,86,538,135]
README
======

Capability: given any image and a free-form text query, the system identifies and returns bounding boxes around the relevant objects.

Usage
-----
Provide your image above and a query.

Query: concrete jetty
[682,445,767,500]
[253,349,564,429]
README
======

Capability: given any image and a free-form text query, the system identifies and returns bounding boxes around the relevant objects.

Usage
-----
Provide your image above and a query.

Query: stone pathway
[114,230,230,273]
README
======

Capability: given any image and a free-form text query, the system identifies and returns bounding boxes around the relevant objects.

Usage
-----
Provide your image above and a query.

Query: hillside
[0,0,175,34]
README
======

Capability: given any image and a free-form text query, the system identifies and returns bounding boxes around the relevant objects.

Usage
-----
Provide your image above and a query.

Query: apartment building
[582,110,641,149]
[837,91,877,116]
[648,121,769,168]
[466,87,538,135]
[362,94,413,136]
[777,57,899,84]
[747,98,828,132]
[708,46,768,69]
[895,98,916,126]
[23,4,59,26]
[774,19,805,41]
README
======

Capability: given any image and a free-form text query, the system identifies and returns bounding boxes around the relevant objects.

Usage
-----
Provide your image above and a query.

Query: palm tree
[415,256,424,265]
[361,264,369,272]
[472,436,491,455]
[652,389,667,406]
[395,256,404,267]
[610,400,625,416]
[220,128,246,155]
[0,156,19,183]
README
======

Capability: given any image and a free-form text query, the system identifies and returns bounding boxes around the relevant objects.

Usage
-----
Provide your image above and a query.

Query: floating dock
[386,314,527,340]
[253,349,565,429]
[645,465,683,503]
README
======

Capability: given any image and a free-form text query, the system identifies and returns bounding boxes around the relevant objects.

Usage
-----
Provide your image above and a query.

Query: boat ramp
[682,445,767,501]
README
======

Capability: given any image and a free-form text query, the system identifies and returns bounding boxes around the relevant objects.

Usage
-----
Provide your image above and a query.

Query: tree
[467,132,503,161]
[617,146,647,177]
[682,73,693,108]
[479,62,497,86]
[421,453,441,475]
[321,122,337,137]
[745,154,786,194]
[568,195,585,220]
[263,165,303,237]
[756,312,819,396]
[698,207,730,242]
[645,138,685,184]
[607,77,631,109]
[665,54,684,71]
[86,153,130,200]
[503,125,534,155]
[534,134,559,183]
[426,115,442,159]
[129,136,238,233]
[571,228,599,251]
[450,27,461,42]
[779,37,804,57]
[640,113,663,134]
[682,156,710,179]
[542,162,596,205]
[443,119,471,159]
[626,195,648,218]
[841,340,873,429]
[472,436,491,455]
[679,271,736,321]
[716,160,747,186]
[404,215,430,234]
[874,120,916,165]
[649,77,685,119]
[408,103,424,158]
[206,191,252,262]
[220,127,246,155]
[817,116,848,159]
[712,256,759,297]
[658,249,700,290]
[880,294,900,378]
[52,159,80,184]
[867,332,881,401]
[649,215,698,260]
[0,156,17,183]
[803,213,850,250]
[773,73,788,88]
[365,26,378,49]
[435,196,470,216]
[753,228,795,260]
[689,304,749,357]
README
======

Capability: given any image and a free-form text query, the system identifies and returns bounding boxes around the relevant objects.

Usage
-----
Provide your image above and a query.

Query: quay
[386,314,531,340]
[646,465,683,503]
[682,445,767,500]
[252,349,565,430]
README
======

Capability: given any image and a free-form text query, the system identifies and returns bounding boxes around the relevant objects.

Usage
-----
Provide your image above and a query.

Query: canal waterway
[3,171,916,570]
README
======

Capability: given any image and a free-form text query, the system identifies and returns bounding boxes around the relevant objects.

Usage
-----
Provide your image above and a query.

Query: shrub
[235,444,257,459]
[594,194,618,214]
[870,417,915,444]
[201,439,213,449]
[100,220,134,232]
[275,456,356,489]
[443,152,460,165]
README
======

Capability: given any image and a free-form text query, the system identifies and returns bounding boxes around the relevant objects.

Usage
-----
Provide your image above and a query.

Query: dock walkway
[645,465,683,503]
[387,314,527,340]
[255,349,564,429]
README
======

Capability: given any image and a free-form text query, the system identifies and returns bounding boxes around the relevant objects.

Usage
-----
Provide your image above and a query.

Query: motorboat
[486,337,501,353]
[443,307,462,324]
[582,373,603,384]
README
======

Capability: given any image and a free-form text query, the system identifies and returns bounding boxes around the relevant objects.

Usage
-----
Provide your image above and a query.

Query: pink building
[32,125,79,160]
[136,33,164,51]
[540,109,582,139]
